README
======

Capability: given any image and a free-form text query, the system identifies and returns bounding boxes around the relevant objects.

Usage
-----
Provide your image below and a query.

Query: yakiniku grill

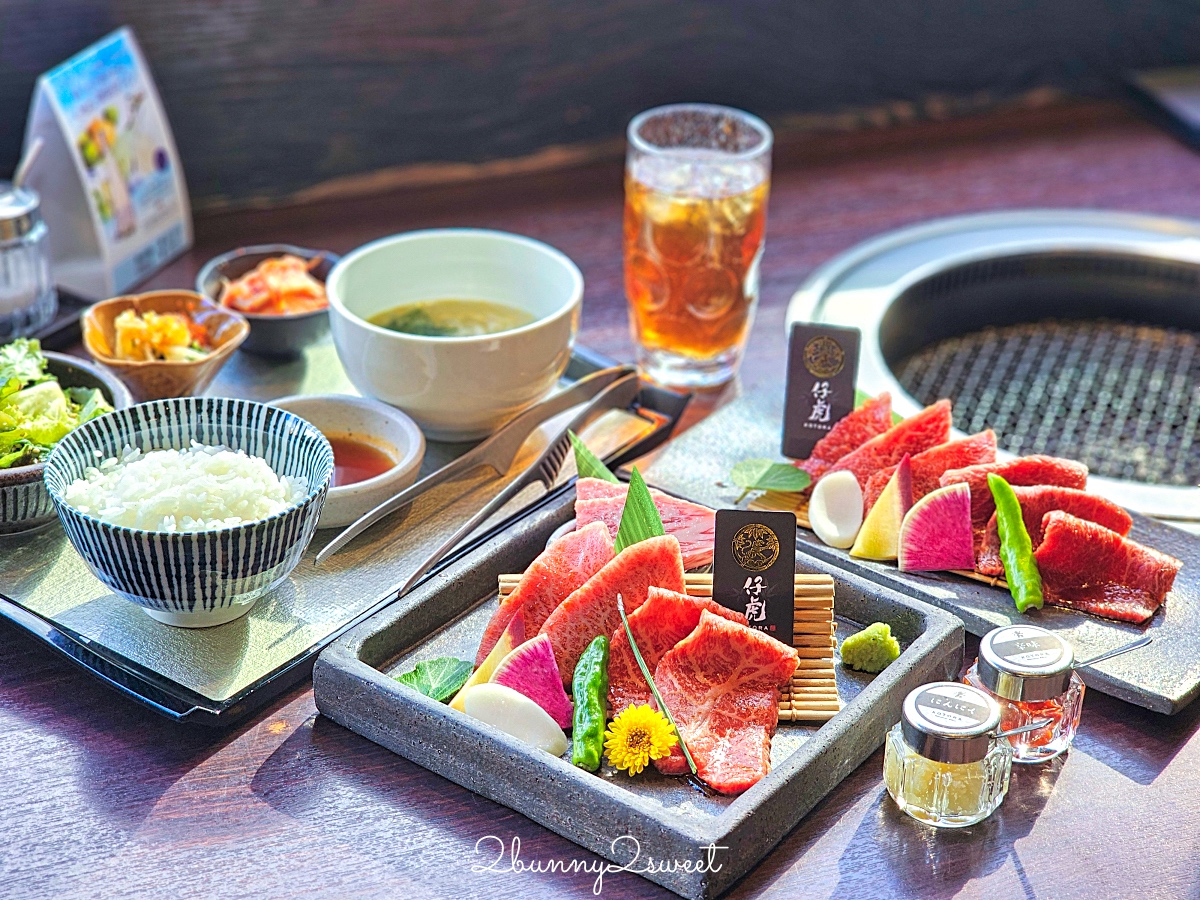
[787,209,1200,525]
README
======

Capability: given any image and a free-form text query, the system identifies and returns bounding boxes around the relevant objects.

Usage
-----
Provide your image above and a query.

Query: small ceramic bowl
[269,393,426,528]
[44,397,334,628]
[196,244,337,358]
[0,352,132,535]
[82,290,249,402]
[326,229,582,441]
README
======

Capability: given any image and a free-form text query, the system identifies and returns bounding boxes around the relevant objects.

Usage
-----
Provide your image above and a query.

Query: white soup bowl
[326,229,583,441]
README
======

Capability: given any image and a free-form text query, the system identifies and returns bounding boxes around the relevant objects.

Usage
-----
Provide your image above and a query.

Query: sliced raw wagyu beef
[939,455,1089,530]
[975,486,1133,577]
[652,611,799,795]
[864,430,997,513]
[824,400,952,492]
[539,534,686,683]
[1034,511,1181,624]
[607,587,747,715]
[797,392,894,482]
[574,477,716,569]
[475,521,613,666]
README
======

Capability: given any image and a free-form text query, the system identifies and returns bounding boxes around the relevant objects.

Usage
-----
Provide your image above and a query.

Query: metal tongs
[389,372,641,594]
[315,365,638,566]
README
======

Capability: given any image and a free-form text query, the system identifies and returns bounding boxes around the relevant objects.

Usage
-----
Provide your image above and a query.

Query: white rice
[62,442,308,532]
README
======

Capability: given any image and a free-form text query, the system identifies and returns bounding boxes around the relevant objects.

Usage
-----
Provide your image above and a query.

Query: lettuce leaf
[66,386,114,424]
[0,339,49,388]
[0,440,48,469]
[0,340,115,469]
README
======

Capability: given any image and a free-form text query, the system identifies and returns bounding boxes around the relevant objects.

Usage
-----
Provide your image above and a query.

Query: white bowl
[326,228,583,441]
[269,393,426,528]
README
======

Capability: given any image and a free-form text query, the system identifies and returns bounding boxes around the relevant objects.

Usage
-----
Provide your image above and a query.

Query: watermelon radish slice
[898,483,975,572]
[850,454,913,560]
[450,609,526,713]
[490,634,573,728]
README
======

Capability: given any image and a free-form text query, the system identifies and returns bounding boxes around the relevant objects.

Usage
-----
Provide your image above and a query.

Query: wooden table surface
[6,101,1200,899]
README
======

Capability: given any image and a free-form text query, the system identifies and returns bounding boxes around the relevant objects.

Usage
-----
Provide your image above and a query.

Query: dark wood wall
[5,0,1200,210]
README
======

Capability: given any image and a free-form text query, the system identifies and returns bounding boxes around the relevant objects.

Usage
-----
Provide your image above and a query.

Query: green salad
[0,339,114,469]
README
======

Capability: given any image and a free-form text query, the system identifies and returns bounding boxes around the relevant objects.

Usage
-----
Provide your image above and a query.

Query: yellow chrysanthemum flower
[604,704,678,775]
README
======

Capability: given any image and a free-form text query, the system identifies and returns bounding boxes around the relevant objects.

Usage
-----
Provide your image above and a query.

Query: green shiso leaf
[730,458,810,502]
[394,657,473,702]
[613,467,664,555]
[569,429,618,483]
[616,593,697,775]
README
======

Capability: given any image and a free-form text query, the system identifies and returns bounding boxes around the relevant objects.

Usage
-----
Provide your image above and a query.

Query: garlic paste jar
[883,682,1011,828]
[964,624,1084,764]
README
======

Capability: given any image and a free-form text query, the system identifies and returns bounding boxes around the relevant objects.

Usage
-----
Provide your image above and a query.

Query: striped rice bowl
[44,396,334,628]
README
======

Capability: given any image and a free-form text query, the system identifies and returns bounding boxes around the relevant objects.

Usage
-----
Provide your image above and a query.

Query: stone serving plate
[313,490,963,899]
[639,390,1200,715]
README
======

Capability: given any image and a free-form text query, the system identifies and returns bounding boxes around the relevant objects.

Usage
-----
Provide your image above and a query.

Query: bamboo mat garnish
[750,490,811,530]
[748,493,1009,591]
[496,572,840,723]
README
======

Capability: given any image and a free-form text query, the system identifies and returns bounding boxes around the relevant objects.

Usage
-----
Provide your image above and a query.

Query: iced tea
[624,105,772,388]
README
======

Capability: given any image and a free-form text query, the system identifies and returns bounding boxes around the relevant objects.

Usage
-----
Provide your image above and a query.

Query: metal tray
[642,388,1200,715]
[312,489,963,900]
[0,345,686,726]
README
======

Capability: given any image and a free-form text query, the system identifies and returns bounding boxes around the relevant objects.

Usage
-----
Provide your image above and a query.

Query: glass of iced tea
[624,103,772,389]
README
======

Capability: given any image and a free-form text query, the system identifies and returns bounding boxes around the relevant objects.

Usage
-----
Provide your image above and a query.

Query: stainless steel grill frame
[786,209,1200,521]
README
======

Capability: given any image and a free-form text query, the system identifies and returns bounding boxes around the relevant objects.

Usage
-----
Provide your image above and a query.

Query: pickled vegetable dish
[113,310,211,362]
[219,254,328,315]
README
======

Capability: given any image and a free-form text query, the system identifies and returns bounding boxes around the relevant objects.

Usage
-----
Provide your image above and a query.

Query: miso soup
[369,299,534,337]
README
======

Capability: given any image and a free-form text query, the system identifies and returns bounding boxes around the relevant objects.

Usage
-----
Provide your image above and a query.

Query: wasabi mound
[840,622,901,673]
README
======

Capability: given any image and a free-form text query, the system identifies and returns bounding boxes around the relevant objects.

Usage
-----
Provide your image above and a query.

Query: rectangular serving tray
[641,388,1200,715]
[0,346,687,726]
[312,489,964,899]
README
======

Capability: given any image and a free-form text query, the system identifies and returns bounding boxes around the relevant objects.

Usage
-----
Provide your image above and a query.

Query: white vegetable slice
[808,470,864,549]
[461,683,569,756]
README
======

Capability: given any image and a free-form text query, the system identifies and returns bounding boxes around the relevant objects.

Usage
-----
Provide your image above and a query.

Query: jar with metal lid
[964,624,1084,764]
[883,682,1012,828]
[0,182,56,340]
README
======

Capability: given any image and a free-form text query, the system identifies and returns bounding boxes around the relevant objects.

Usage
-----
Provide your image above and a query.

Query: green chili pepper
[571,635,609,772]
[987,473,1044,613]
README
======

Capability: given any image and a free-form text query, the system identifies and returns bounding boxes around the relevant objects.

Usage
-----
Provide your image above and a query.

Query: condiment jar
[964,624,1084,764]
[0,182,56,340]
[883,682,1011,828]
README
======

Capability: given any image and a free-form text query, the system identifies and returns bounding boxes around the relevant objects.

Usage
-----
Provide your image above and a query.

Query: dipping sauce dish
[269,393,425,528]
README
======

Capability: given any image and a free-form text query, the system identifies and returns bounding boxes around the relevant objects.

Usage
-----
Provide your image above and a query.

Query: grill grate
[895,319,1200,486]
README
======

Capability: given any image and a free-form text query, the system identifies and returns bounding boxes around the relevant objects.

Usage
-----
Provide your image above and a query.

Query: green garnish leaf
[394,657,473,702]
[616,593,697,775]
[855,389,902,424]
[613,467,664,555]
[569,430,618,483]
[730,459,811,502]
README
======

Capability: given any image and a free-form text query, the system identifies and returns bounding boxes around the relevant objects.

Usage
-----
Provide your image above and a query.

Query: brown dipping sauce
[327,434,396,487]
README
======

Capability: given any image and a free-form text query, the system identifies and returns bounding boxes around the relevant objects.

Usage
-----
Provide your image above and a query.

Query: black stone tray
[794,514,1200,714]
[639,389,1200,715]
[313,488,963,899]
